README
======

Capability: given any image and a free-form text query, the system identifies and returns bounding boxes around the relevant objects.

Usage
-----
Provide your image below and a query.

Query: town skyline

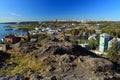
[1,0,120,22]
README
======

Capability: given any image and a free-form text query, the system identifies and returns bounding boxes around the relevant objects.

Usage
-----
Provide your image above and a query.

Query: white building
[99,33,111,52]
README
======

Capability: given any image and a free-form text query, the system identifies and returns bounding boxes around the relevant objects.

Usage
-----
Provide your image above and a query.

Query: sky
[0,0,120,22]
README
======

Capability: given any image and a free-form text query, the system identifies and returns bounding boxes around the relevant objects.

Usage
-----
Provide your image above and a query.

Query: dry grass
[0,50,47,76]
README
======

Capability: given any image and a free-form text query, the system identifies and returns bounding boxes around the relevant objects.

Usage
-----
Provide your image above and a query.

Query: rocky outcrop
[1,41,120,80]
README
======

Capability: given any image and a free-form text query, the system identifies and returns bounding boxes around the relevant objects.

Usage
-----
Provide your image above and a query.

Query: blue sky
[0,0,120,22]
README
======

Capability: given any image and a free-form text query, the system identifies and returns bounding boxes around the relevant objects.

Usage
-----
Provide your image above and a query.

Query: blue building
[99,33,111,52]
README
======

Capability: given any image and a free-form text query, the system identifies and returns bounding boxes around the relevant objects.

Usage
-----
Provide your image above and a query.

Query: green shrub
[106,38,120,64]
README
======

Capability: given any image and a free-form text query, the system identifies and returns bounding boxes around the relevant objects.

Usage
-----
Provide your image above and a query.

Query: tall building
[99,33,111,52]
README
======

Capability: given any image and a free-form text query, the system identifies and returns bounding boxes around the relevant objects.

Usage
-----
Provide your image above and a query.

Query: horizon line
[1,19,120,23]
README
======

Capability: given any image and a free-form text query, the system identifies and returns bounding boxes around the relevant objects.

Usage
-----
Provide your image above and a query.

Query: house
[108,38,120,50]
[41,28,46,32]
[58,29,62,32]
[99,33,112,52]
[57,33,70,41]
[5,35,26,44]
[88,34,97,40]
[5,35,19,43]
[47,30,55,34]
[39,32,47,36]
[57,34,65,40]
[46,27,52,31]
[60,25,67,30]
[29,30,40,35]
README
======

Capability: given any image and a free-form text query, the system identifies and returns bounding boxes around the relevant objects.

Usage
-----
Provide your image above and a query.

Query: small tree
[88,38,97,50]
[107,38,120,63]
[79,31,83,38]
[71,29,79,42]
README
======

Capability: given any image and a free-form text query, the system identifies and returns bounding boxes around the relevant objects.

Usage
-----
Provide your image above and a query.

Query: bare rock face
[33,41,119,80]
[41,55,116,80]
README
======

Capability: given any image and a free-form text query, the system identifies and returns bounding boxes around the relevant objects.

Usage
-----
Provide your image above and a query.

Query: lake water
[0,24,27,39]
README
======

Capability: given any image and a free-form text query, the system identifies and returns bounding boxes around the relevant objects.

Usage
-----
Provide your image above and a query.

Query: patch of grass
[10,55,46,76]
[5,25,35,30]
[0,66,14,75]
[0,50,47,76]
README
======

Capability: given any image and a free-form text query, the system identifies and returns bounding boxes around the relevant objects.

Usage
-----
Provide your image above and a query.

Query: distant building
[28,30,40,35]
[99,33,112,52]
[88,34,97,40]
[46,30,56,34]
[108,38,120,50]
[34,27,39,30]
[57,33,65,40]
[95,30,102,34]
[82,31,88,39]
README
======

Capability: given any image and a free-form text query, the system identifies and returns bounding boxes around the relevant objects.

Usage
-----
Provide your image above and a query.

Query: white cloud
[10,13,22,17]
